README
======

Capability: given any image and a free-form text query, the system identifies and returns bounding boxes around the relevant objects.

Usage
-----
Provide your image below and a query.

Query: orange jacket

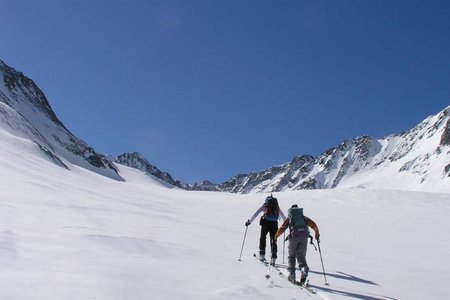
[275,215,319,239]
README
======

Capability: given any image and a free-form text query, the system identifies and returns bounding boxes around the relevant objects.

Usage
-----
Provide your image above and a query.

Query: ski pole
[265,259,272,279]
[265,254,272,279]
[282,231,286,264]
[309,234,317,251]
[317,240,329,285]
[238,225,249,261]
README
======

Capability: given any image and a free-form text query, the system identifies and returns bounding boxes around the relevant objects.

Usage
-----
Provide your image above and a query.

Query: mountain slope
[0,59,122,180]
[115,152,181,187]
[219,106,450,193]
[114,106,450,194]
[1,58,449,193]
[1,124,450,300]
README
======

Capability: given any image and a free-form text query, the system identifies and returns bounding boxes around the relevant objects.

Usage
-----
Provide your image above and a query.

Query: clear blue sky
[1,1,449,183]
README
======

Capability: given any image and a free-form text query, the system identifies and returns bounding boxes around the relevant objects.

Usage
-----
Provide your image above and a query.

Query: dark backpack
[288,207,307,230]
[264,196,280,218]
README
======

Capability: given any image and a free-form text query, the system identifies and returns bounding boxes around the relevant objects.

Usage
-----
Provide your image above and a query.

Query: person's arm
[305,216,320,240]
[278,208,286,221]
[275,218,289,239]
[247,204,265,224]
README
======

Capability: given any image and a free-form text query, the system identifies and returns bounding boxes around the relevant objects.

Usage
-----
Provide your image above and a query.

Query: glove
[245,220,251,227]
[315,233,320,242]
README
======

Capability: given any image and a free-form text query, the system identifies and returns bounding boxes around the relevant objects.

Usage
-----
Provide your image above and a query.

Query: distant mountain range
[1,58,449,193]
[218,113,450,192]
[116,105,450,193]
[114,152,217,191]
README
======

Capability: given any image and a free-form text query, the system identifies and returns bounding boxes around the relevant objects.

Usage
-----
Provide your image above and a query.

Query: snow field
[1,130,450,299]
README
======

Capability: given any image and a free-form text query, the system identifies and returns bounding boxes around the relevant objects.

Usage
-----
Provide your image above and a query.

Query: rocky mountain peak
[217,106,450,193]
[115,152,221,191]
[0,58,121,180]
[115,152,176,184]
[0,60,65,128]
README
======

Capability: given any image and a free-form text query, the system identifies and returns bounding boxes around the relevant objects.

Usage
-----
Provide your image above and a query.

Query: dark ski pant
[288,236,309,279]
[259,219,278,259]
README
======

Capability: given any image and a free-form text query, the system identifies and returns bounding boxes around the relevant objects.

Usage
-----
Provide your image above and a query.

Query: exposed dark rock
[299,178,317,190]
[115,152,177,184]
[445,163,450,176]
[36,143,69,170]
[440,119,450,146]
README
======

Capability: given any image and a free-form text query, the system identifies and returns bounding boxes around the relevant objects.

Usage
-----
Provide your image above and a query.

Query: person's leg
[287,238,300,281]
[259,220,269,259]
[296,237,309,283]
[268,221,278,260]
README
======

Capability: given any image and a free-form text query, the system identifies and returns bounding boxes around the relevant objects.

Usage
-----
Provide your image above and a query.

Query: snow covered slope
[114,107,450,194]
[1,57,449,298]
[1,118,450,300]
[220,106,450,193]
[0,59,122,180]
[1,58,448,194]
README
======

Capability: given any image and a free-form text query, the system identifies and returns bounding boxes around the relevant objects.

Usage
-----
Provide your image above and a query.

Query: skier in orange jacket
[275,204,319,285]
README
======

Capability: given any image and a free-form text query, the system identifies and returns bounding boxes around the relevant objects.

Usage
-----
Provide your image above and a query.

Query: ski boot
[300,270,308,285]
[270,257,276,266]
[287,273,296,284]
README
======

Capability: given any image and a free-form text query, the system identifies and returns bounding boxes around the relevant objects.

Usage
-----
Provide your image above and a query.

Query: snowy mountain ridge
[114,152,219,191]
[117,106,450,193]
[219,106,450,193]
[2,115,450,299]
[0,59,122,180]
[1,58,449,193]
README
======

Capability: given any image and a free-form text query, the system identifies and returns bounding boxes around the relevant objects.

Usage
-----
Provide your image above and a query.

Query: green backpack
[288,207,307,229]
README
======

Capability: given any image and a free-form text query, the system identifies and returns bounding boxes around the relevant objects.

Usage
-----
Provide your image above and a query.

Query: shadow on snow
[309,284,398,300]
[309,270,378,285]
[274,263,398,299]
[275,264,377,286]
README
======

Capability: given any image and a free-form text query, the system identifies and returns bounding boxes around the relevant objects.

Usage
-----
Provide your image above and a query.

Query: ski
[277,270,317,294]
[253,254,317,294]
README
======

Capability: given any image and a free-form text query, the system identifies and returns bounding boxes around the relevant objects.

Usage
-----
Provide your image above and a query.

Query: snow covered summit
[114,107,450,194]
[0,59,122,180]
[1,59,450,300]
[1,58,449,193]
[116,106,450,194]
[218,106,450,193]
